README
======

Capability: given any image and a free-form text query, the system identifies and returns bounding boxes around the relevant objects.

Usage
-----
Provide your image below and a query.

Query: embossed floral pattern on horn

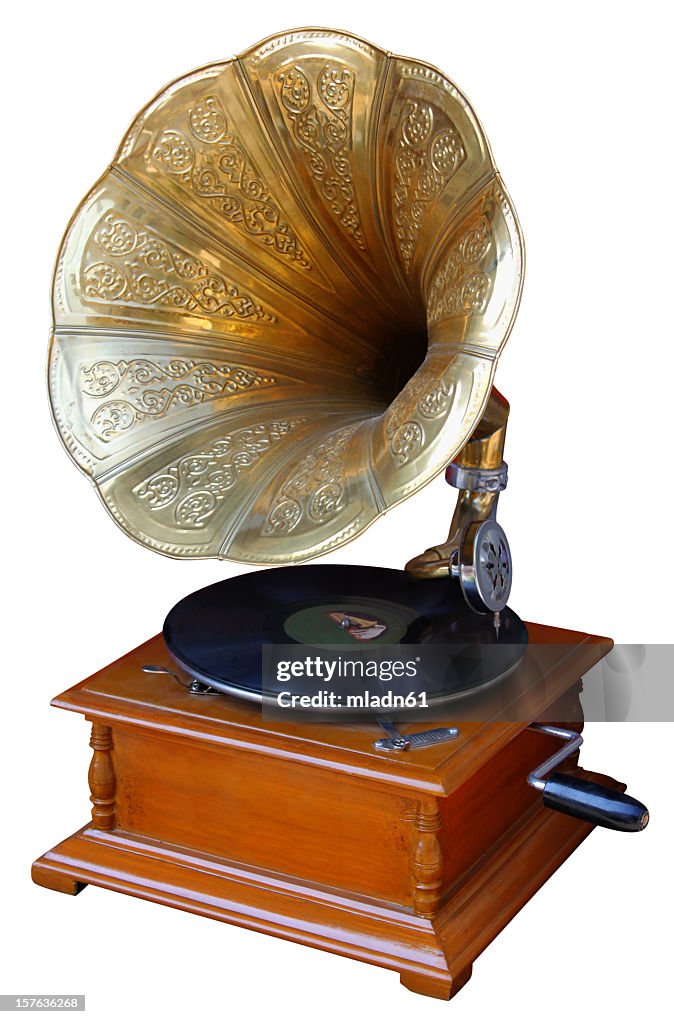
[48,29,524,562]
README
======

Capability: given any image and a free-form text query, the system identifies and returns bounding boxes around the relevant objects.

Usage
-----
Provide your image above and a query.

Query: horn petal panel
[48,28,524,563]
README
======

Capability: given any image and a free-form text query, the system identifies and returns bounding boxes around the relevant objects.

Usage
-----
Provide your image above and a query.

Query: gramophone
[34,28,648,1000]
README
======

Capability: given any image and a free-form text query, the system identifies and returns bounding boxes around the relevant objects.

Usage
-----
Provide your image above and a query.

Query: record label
[283,601,413,646]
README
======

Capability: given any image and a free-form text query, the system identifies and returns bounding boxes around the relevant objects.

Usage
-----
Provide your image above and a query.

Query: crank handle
[527,725,649,833]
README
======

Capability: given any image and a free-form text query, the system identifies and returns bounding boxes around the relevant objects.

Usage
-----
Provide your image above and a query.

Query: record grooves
[163,565,527,716]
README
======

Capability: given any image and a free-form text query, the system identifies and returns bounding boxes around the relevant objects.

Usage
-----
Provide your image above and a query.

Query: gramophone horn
[48,28,524,564]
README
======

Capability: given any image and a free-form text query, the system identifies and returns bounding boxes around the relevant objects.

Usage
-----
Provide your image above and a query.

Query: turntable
[33,28,648,1000]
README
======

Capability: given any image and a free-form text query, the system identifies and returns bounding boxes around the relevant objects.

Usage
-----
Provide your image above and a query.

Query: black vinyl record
[163,565,527,716]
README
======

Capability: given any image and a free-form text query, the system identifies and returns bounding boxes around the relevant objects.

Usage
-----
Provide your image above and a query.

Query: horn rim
[47,26,525,564]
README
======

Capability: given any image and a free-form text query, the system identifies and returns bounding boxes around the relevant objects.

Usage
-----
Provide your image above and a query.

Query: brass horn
[48,28,524,566]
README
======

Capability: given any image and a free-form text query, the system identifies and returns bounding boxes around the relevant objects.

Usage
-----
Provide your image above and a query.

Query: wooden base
[33,789,612,999]
[33,625,618,999]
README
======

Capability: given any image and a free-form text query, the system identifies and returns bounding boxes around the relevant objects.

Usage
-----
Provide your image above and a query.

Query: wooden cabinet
[33,624,620,999]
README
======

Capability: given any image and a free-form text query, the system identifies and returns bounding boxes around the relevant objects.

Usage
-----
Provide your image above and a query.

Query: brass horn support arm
[405,388,509,579]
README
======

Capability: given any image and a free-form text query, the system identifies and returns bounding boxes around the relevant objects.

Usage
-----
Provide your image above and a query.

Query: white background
[1,1,671,1021]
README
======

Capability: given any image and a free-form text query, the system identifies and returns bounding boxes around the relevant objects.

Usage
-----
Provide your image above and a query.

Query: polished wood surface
[47,622,610,794]
[33,622,620,999]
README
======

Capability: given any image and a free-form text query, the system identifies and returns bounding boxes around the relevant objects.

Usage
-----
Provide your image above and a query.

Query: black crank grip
[542,772,649,832]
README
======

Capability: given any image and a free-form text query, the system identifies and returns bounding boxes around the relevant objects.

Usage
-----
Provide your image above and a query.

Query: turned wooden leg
[88,722,115,829]
[400,964,472,1000]
[411,799,443,917]
[32,720,115,895]
[31,862,87,895]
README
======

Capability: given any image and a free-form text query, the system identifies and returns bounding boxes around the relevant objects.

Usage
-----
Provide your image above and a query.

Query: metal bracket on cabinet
[142,664,219,695]
[374,720,460,752]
